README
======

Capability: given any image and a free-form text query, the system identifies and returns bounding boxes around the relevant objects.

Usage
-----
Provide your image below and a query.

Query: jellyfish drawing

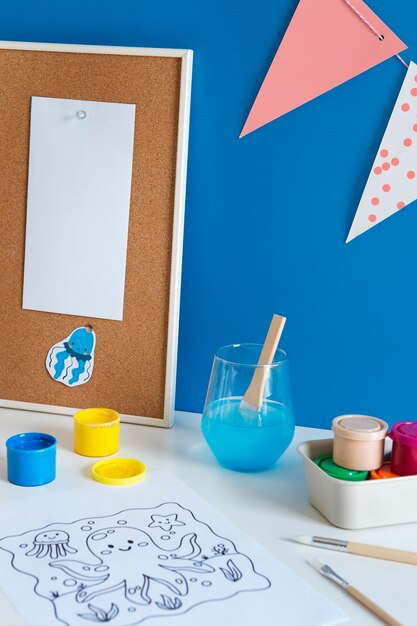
[25,531,77,560]
[46,325,96,387]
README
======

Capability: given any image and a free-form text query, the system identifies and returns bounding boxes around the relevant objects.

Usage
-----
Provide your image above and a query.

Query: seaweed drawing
[155,595,182,611]
[0,502,271,626]
[78,603,119,622]
[220,559,242,582]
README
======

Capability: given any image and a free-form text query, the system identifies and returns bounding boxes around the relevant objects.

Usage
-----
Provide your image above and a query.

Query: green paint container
[314,454,369,481]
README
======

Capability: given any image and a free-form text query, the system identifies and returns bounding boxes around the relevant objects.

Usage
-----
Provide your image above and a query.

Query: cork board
[0,42,193,427]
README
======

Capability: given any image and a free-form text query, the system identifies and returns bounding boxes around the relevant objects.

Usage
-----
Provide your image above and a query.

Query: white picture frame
[0,41,193,427]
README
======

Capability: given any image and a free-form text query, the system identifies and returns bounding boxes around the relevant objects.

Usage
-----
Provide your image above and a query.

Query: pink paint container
[332,415,388,471]
[389,422,417,476]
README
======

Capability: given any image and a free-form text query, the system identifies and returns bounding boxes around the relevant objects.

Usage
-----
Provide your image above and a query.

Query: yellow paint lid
[92,458,146,486]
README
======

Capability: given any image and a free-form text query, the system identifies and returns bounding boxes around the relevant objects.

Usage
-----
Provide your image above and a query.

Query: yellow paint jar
[74,408,120,457]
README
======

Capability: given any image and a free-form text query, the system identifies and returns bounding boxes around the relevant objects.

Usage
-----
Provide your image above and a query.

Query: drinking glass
[201,343,294,471]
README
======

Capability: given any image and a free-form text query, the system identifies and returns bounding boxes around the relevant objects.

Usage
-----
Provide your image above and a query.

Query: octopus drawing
[26,531,77,560]
[50,527,214,605]
[46,325,96,387]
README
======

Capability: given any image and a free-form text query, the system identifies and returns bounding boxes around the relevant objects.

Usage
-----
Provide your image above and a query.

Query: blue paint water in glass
[201,397,294,471]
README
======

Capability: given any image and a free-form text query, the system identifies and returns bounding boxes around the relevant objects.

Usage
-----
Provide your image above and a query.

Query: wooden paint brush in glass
[240,314,286,413]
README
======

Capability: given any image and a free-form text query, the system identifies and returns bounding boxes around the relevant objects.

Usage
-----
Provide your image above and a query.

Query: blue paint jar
[6,432,57,486]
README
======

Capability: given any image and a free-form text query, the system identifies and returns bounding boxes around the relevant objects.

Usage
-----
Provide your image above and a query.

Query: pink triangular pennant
[347,62,417,242]
[240,0,406,137]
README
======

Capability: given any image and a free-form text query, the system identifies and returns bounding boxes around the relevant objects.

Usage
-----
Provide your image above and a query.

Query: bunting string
[342,0,409,68]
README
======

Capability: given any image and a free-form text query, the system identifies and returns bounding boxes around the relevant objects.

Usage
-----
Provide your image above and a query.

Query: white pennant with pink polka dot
[347,61,417,242]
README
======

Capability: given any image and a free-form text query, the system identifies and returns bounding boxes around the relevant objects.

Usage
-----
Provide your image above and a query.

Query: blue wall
[2,0,417,428]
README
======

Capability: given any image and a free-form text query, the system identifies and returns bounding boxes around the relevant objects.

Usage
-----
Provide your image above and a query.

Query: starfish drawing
[148,514,185,532]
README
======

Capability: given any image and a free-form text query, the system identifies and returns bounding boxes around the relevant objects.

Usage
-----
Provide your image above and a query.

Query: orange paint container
[370,462,399,480]
[332,415,388,471]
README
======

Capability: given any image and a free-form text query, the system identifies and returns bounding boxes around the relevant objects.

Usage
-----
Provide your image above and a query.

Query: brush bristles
[293,535,311,546]
[239,400,262,413]
[308,558,325,572]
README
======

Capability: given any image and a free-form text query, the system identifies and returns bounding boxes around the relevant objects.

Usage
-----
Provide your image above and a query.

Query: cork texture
[0,48,182,420]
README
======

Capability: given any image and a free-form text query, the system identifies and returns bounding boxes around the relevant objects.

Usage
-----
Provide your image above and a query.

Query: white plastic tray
[297,438,417,529]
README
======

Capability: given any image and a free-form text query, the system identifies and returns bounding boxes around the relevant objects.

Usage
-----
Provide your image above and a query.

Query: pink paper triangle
[240,0,406,137]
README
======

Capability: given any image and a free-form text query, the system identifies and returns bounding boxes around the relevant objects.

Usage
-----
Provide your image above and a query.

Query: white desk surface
[0,408,414,626]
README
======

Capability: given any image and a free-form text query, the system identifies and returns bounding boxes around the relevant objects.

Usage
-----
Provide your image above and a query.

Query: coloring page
[0,471,347,626]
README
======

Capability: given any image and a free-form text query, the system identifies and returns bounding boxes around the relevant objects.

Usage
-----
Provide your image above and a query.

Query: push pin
[76,110,87,120]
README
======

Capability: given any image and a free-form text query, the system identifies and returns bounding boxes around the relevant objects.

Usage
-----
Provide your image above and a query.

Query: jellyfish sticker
[46,325,96,387]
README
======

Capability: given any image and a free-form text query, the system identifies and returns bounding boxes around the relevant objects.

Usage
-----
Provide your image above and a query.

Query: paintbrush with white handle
[308,558,402,626]
[295,536,417,566]
[240,314,286,413]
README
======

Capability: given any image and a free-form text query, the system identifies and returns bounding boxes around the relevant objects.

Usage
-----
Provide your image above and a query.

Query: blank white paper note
[22,96,136,321]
